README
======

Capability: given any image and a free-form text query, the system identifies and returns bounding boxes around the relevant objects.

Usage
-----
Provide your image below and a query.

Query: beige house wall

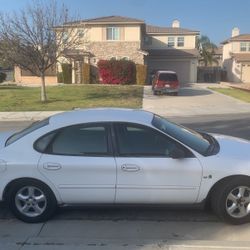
[14,66,58,85]
[88,25,141,42]
[222,41,250,83]
[144,35,197,50]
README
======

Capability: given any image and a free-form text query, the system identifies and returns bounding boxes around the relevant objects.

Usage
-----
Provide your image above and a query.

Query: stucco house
[15,16,200,84]
[222,28,250,83]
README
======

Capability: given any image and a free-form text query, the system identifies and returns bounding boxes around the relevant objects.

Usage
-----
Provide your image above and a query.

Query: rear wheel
[211,177,250,224]
[7,180,57,223]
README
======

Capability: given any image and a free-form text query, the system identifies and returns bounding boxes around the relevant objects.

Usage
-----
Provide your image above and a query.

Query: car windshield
[5,118,50,146]
[158,73,177,81]
[152,115,212,155]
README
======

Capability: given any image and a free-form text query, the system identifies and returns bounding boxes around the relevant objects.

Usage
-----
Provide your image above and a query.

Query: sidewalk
[0,111,63,121]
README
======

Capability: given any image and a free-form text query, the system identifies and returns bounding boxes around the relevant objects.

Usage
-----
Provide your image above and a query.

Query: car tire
[173,92,178,96]
[153,90,158,95]
[7,179,57,223]
[211,176,250,224]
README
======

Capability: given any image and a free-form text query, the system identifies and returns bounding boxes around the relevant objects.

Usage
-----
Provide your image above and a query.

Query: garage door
[148,60,190,84]
[242,64,250,83]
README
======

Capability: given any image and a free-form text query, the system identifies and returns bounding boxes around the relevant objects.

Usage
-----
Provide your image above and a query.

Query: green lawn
[209,88,250,103]
[0,85,144,111]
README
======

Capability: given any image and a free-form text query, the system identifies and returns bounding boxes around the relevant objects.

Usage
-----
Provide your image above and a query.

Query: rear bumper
[154,87,179,93]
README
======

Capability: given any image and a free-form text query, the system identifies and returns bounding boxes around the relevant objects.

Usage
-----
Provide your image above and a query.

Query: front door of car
[114,123,202,204]
[38,123,116,204]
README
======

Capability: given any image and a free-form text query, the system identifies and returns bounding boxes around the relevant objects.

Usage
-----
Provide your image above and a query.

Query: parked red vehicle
[152,71,179,96]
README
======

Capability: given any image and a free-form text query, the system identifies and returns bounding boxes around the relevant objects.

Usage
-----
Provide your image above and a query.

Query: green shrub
[0,72,7,83]
[61,64,72,84]
[136,64,147,85]
[97,59,136,85]
[82,63,90,84]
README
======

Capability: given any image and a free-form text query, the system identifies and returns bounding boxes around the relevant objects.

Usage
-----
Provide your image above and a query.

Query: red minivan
[152,71,179,96]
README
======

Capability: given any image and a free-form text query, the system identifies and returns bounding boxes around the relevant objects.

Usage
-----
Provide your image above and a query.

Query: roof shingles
[146,25,199,35]
[222,34,250,44]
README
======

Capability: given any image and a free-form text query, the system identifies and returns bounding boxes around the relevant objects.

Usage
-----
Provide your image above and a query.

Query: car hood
[0,131,16,149]
[212,134,250,159]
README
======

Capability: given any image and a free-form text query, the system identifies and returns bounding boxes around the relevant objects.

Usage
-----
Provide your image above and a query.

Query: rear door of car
[113,122,202,204]
[37,123,117,204]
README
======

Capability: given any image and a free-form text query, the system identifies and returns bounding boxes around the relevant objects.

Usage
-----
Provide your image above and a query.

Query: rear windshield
[158,73,177,81]
[5,118,50,146]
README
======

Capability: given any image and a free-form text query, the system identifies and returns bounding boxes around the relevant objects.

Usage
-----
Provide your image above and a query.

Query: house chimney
[232,27,240,37]
[172,19,180,28]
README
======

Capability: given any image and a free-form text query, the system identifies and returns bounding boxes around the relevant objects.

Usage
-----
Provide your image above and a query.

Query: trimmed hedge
[0,72,7,83]
[136,64,147,85]
[97,59,136,85]
[82,63,90,84]
[61,63,72,84]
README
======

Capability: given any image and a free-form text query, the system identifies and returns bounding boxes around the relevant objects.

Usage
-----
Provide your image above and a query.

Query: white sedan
[0,108,250,224]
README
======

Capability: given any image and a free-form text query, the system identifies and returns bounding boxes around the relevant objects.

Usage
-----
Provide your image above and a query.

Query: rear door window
[159,73,177,81]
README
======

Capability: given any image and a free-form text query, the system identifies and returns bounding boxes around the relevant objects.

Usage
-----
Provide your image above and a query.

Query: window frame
[106,27,120,41]
[177,36,184,47]
[240,42,247,52]
[34,122,113,157]
[167,37,175,48]
[112,122,194,158]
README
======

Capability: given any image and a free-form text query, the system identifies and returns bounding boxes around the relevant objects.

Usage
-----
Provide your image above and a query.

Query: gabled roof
[221,34,250,44]
[147,49,199,58]
[64,15,145,26]
[146,25,199,35]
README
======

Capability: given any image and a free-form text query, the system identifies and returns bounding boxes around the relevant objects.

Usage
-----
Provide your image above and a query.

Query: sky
[0,0,250,45]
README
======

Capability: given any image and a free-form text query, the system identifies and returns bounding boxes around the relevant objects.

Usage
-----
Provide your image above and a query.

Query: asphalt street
[0,113,250,249]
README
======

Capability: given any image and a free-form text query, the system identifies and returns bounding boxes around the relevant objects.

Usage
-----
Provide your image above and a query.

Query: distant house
[15,16,200,85]
[222,28,250,83]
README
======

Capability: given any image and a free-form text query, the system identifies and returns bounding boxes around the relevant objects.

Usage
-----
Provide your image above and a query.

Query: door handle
[43,163,62,170]
[121,164,140,172]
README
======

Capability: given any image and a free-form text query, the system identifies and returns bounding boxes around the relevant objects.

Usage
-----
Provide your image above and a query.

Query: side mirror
[169,148,185,159]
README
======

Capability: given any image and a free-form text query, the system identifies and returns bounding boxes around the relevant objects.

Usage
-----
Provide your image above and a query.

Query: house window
[167,37,175,47]
[110,56,117,60]
[106,27,120,40]
[78,28,85,38]
[62,32,68,43]
[240,42,247,52]
[122,56,129,60]
[240,42,250,51]
[177,37,184,47]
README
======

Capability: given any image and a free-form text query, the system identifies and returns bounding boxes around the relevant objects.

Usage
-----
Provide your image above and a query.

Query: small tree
[198,35,218,66]
[0,0,83,102]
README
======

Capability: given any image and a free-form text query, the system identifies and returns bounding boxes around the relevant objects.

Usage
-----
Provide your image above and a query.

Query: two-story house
[15,16,200,84]
[222,28,250,83]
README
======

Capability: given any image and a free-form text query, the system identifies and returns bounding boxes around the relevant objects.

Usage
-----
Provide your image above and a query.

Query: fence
[197,67,227,83]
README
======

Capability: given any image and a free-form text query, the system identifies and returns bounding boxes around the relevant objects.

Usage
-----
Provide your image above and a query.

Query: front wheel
[7,180,57,223]
[211,177,250,224]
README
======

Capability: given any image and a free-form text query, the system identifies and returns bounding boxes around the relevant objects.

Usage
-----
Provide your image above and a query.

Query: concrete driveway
[143,84,250,117]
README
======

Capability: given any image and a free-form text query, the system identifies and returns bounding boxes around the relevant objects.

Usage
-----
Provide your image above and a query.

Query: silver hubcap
[226,186,250,218]
[15,186,47,217]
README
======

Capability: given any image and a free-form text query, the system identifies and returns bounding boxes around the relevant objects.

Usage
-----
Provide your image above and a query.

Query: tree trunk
[40,73,47,102]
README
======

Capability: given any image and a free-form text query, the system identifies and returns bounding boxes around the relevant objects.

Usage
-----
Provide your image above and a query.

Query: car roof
[49,108,154,127]
[157,70,177,74]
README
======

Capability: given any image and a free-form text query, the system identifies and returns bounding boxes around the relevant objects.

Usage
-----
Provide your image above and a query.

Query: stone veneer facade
[87,41,144,64]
